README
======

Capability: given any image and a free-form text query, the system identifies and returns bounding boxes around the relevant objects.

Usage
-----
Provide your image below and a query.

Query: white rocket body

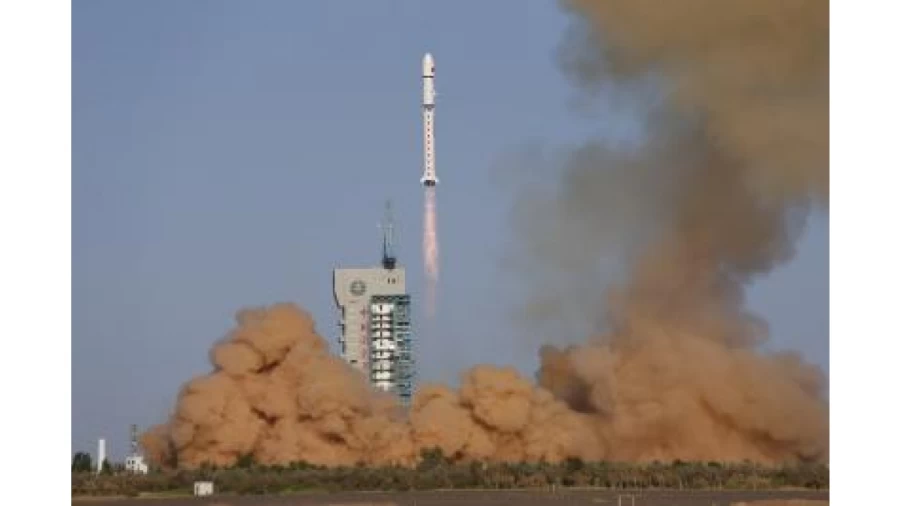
[421,53,438,186]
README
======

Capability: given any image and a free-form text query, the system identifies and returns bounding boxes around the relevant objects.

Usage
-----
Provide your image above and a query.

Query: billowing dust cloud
[141,303,598,468]
[523,0,828,462]
[142,0,828,467]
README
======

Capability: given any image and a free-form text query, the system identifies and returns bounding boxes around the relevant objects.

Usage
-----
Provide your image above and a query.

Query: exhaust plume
[423,186,439,318]
[142,0,828,467]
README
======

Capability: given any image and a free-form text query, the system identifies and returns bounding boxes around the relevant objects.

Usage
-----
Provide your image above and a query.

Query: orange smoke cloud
[141,303,601,468]
[142,299,825,468]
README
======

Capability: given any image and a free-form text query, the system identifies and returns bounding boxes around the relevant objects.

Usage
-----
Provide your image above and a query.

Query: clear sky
[72,0,828,458]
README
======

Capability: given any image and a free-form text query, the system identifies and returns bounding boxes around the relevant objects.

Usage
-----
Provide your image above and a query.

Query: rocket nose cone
[423,53,435,76]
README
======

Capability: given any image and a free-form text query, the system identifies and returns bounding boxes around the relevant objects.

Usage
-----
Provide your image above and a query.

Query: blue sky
[72,0,828,458]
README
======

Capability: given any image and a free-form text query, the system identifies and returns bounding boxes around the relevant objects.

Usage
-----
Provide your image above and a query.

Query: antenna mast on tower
[380,200,397,270]
[130,424,139,456]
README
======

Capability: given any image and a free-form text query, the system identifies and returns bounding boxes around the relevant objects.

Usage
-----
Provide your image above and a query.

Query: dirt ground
[72,489,828,506]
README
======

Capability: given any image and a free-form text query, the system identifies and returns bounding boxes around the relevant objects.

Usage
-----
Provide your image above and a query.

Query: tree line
[71,449,828,497]
[71,451,111,474]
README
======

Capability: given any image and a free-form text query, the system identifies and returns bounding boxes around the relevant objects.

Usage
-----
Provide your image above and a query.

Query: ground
[72,489,828,506]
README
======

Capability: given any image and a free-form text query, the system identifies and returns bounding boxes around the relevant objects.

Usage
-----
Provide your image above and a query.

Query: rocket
[420,53,438,186]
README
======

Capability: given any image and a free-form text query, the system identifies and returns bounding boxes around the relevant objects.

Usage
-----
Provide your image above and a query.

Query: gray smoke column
[528,0,829,462]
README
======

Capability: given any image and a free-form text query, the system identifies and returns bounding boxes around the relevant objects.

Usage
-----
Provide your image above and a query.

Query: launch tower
[333,202,415,405]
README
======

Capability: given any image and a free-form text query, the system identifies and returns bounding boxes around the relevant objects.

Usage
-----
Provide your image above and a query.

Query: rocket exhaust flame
[423,186,439,318]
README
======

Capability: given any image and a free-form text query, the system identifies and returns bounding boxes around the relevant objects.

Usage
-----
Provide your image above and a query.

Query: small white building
[125,454,148,474]
[193,481,214,496]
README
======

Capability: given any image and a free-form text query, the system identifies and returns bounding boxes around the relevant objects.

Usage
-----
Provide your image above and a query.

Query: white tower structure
[420,53,438,186]
[96,438,106,474]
